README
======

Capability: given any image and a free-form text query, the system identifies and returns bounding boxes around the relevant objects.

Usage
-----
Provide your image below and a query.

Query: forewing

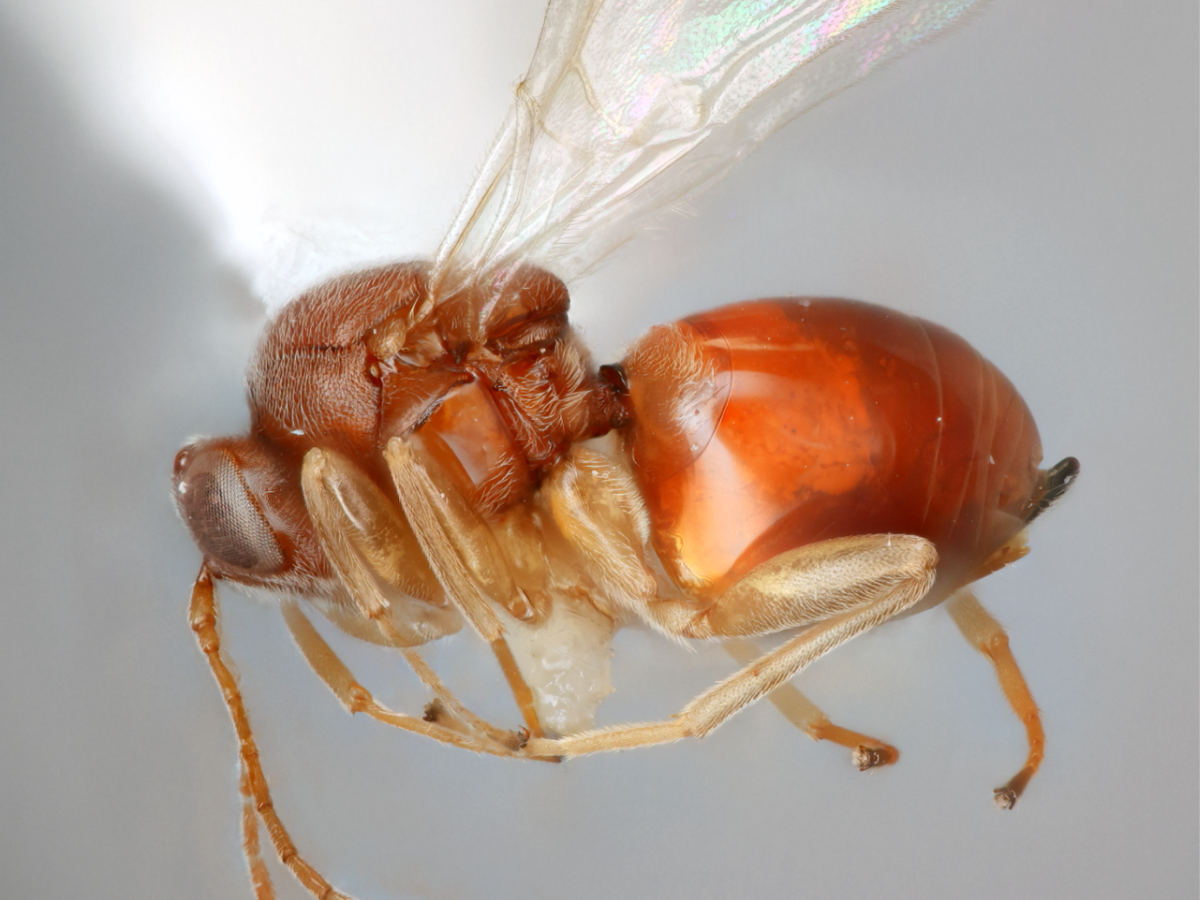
[433,0,985,301]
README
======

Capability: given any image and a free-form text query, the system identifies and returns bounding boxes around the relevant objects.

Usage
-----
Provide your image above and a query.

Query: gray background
[0,1,1196,899]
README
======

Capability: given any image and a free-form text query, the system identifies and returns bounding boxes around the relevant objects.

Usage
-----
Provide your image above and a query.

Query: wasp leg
[525,535,936,758]
[537,446,934,759]
[301,448,457,643]
[723,638,899,769]
[188,568,354,900]
[301,449,524,748]
[280,601,524,756]
[384,436,546,738]
[946,590,1044,809]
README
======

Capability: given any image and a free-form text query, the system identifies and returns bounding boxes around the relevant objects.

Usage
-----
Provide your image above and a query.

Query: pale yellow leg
[280,601,524,756]
[300,448,459,643]
[304,445,544,741]
[384,437,548,737]
[526,537,935,758]
[947,590,1045,809]
[724,639,899,769]
[382,437,519,638]
[533,447,936,759]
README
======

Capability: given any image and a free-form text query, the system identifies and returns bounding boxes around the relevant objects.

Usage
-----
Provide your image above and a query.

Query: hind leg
[526,533,936,758]
[724,639,899,768]
[947,590,1044,808]
[531,446,935,759]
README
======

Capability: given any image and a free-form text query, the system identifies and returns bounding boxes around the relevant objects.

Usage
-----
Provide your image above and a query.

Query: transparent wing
[432,0,984,303]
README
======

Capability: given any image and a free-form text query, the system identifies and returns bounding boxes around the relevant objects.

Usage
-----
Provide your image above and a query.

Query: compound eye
[173,442,286,576]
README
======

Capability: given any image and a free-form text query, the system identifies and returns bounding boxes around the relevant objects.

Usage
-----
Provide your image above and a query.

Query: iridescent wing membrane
[432,0,984,302]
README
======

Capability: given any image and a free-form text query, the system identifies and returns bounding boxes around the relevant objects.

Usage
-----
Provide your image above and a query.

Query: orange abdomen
[621,298,1044,604]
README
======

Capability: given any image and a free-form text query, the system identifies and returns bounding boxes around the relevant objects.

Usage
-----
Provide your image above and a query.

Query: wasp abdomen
[620,298,1044,604]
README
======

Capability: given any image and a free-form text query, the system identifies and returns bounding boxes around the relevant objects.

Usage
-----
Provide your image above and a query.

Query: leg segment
[280,601,524,756]
[526,538,935,758]
[300,447,455,635]
[531,445,935,759]
[544,445,934,639]
[723,638,898,769]
[385,436,546,737]
[301,450,522,747]
[188,567,352,900]
[304,445,543,740]
[947,590,1044,809]
[643,534,938,640]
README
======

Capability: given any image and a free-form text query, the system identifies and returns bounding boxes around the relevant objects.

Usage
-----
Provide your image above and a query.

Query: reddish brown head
[173,435,330,592]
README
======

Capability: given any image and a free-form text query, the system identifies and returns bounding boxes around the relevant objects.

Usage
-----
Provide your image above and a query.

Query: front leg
[301,448,523,747]
[280,600,525,757]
